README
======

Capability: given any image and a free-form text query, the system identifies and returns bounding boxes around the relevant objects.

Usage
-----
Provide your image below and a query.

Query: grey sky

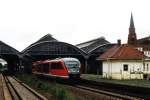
[0,0,150,51]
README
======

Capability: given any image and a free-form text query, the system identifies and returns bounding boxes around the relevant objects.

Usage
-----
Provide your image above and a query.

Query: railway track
[74,84,141,100]
[1,74,48,100]
[56,78,146,100]
[77,79,149,100]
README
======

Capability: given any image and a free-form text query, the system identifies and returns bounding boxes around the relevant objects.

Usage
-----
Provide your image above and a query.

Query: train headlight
[68,70,71,73]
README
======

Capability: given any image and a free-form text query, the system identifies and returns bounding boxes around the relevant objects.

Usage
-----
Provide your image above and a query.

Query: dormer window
[137,47,143,52]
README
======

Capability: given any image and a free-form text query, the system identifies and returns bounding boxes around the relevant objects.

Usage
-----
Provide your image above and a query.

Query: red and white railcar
[32,58,81,79]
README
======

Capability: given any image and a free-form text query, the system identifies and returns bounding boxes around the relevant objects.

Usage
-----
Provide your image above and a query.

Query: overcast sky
[0,0,150,51]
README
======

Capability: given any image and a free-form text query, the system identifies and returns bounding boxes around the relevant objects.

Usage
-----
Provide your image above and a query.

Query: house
[98,42,150,79]
[134,45,150,78]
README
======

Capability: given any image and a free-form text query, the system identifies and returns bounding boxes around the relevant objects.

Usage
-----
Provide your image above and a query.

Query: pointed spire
[130,13,135,28]
[128,13,137,45]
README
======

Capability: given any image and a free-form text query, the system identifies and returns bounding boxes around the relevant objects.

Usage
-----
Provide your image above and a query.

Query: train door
[50,61,68,77]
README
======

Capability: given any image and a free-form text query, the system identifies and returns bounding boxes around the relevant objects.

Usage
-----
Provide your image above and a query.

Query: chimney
[117,39,121,45]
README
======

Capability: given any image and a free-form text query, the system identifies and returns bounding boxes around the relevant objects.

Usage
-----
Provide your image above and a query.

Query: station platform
[0,74,4,100]
[0,74,12,100]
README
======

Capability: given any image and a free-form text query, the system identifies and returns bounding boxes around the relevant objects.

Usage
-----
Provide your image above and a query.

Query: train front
[64,58,81,79]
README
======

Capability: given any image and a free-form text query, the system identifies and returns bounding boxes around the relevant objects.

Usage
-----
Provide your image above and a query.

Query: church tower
[127,13,137,45]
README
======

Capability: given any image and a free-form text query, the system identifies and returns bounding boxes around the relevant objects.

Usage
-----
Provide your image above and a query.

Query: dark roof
[35,34,58,43]
[137,36,150,45]
[22,34,58,53]
[22,41,87,57]
[76,37,110,53]
[21,34,87,57]
[0,40,20,56]
[99,44,145,60]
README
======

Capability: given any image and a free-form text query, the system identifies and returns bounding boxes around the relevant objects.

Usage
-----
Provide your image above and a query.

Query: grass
[81,74,150,88]
[81,74,103,80]
[15,73,75,100]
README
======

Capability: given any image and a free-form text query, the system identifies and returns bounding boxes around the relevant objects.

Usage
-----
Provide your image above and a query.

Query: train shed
[76,37,114,74]
[21,34,87,73]
[0,41,20,74]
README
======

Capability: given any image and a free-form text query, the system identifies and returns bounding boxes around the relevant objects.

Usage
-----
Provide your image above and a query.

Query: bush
[56,89,66,100]
[15,74,75,100]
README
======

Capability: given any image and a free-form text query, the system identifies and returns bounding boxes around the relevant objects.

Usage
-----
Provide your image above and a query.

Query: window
[132,66,134,72]
[51,62,63,69]
[36,64,42,72]
[43,63,49,73]
[123,64,128,71]
[39,64,43,72]
[147,63,149,71]
[143,63,146,71]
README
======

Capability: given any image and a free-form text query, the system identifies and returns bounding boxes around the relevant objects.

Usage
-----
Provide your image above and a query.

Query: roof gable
[36,34,58,43]
[22,34,58,52]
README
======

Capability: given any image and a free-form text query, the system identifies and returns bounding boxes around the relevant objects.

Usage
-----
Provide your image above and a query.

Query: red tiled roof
[99,44,146,60]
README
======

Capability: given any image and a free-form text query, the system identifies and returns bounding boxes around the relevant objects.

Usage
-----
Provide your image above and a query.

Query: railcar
[32,58,81,79]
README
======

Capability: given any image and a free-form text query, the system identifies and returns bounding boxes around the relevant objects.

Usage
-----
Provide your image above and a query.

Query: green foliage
[15,74,75,100]
[56,88,66,100]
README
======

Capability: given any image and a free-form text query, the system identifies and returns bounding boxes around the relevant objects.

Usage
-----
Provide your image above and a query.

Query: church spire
[127,13,137,45]
[130,13,134,28]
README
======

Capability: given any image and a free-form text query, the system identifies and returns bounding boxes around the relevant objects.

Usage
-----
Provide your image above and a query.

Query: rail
[77,78,149,99]
[1,74,48,100]
[57,78,146,100]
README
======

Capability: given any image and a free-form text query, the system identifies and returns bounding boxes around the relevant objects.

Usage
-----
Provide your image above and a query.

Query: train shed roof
[0,40,20,56]
[76,37,110,53]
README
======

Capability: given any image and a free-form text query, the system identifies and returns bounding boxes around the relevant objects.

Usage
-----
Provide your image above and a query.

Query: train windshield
[65,61,80,69]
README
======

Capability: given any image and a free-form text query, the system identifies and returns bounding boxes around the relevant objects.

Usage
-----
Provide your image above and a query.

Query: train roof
[61,58,80,62]
[50,57,79,62]
[33,57,80,64]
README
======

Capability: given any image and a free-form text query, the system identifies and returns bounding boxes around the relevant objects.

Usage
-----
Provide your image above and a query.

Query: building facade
[102,60,144,79]
[99,44,149,79]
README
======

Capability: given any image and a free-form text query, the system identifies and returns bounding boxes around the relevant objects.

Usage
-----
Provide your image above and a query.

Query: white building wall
[144,51,150,57]
[143,61,150,74]
[102,60,144,80]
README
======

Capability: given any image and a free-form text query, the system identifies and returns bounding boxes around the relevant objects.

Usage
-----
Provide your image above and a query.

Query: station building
[0,33,113,74]
[20,34,114,74]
